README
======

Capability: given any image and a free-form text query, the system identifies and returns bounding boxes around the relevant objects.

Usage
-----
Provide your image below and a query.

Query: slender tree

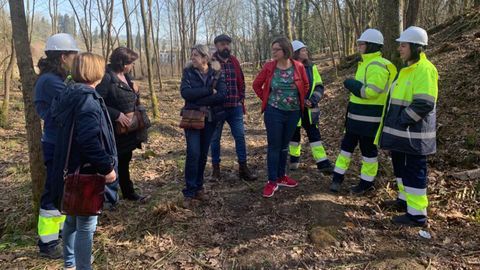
[284,0,292,39]
[405,0,420,27]
[0,40,14,127]
[140,0,160,118]
[8,0,45,220]
[379,0,403,68]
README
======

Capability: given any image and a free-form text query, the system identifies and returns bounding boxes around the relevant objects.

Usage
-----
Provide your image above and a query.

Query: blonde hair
[72,53,105,84]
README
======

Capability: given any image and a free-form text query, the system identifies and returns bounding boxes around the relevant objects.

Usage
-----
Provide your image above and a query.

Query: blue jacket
[50,83,118,207]
[34,72,66,144]
[180,62,227,122]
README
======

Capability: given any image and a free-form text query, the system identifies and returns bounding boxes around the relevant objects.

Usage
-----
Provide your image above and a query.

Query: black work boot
[317,160,334,174]
[290,156,300,171]
[211,163,221,181]
[239,162,258,181]
[329,173,344,193]
[392,213,427,227]
[350,180,375,195]
[39,241,63,259]
[381,199,407,212]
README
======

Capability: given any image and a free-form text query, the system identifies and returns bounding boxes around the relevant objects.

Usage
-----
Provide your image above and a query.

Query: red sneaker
[263,181,278,198]
[277,175,298,187]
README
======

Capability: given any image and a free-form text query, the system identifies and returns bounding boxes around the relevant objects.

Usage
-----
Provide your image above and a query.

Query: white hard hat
[357,29,384,45]
[396,26,428,45]
[291,40,306,52]
[45,33,80,52]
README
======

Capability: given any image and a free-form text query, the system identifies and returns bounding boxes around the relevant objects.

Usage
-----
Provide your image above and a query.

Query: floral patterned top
[267,66,300,111]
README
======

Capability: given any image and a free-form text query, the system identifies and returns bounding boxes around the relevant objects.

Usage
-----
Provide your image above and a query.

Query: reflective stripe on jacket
[346,51,397,137]
[379,52,439,155]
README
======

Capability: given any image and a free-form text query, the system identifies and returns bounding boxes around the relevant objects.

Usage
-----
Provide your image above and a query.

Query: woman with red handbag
[51,53,117,270]
[180,44,226,208]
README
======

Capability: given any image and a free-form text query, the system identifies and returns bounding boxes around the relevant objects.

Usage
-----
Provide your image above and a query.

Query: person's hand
[116,112,131,127]
[212,89,217,94]
[305,100,313,108]
[132,81,139,93]
[381,149,391,157]
[104,169,117,183]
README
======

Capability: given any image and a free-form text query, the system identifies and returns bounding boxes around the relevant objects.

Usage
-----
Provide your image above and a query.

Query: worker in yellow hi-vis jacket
[330,29,397,195]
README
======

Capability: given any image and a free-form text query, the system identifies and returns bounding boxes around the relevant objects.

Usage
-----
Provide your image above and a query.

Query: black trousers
[118,150,135,197]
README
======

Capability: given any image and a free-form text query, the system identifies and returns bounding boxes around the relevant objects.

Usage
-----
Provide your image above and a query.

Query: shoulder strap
[63,118,75,179]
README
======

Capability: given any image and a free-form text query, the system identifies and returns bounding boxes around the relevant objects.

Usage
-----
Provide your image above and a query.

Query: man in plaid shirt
[210,34,257,181]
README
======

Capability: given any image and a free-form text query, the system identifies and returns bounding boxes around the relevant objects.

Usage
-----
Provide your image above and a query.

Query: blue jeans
[264,105,301,181]
[63,215,98,270]
[210,106,247,164]
[183,121,217,198]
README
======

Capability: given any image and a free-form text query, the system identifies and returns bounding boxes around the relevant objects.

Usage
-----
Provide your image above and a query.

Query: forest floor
[1,10,480,270]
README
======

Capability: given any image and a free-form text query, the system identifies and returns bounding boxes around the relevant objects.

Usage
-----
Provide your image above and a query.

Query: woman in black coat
[96,47,146,201]
[180,44,226,208]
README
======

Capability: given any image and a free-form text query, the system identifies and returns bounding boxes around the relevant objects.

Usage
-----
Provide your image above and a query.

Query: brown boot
[239,162,258,181]
[211,163,221,181]
[194,190,209,202]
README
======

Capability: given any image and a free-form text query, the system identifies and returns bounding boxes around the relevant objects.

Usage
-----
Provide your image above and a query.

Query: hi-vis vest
[378,52,438,155]
[301,64,323,125]
[346,52,397,137]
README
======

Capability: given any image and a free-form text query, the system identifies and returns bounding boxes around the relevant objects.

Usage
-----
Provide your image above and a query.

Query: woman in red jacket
[253,37,309,198]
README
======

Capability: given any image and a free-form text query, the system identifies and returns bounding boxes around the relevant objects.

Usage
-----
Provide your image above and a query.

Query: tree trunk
[27,0,36,44]
[379,0,403,68]
[254,0,262,68]
[0,41,15,127]
[283,0,292,39]
[332,0,342,57]
[345,0,360,38]
[140,0,160,119]
[310,0,337,77]
[122,0,133,49]
[149,0,163,92]
[8,0,46,223]
[336,0,347,56]
[48,0,58,34]
[405,0,420,27]
[167,0,175,76]
[178,0,187,69]
[105,0,115,60]
[68,0,92,52]
[278,0,283,34]
[295,0,305,41]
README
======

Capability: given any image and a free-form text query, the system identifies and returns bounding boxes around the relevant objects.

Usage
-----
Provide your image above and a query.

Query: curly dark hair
[109,47,139,72]
[37,51,77,79]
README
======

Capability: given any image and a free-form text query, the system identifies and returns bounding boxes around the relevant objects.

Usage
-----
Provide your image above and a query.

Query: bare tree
[284,0,292,39]
[0,40,14,127]
[48,0,58,34]
[140,0,160,118]
[26,0,35,43]
[150,0,163,91]
[379,0,404,67]
[68,0,93,52]
[405,0,420,27]
[122,0,134,49]
[8,0,45,219]
[310,0,338,77]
